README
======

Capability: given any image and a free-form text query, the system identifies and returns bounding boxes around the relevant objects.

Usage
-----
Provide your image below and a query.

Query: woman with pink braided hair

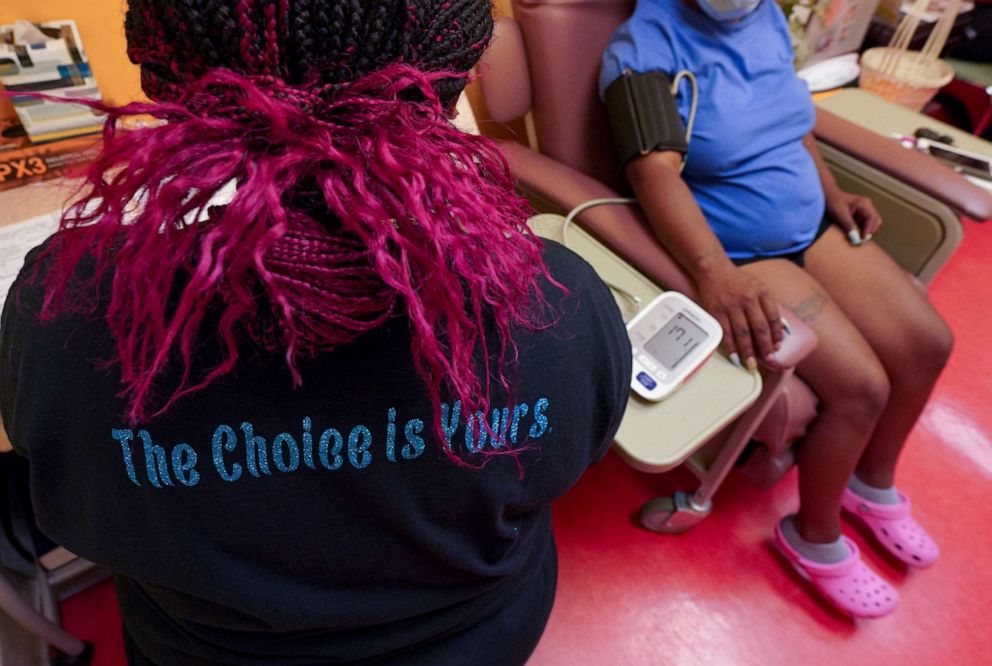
[0,1,630,664]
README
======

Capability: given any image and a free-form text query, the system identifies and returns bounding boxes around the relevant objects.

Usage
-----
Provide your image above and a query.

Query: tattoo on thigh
[791,291,828,324]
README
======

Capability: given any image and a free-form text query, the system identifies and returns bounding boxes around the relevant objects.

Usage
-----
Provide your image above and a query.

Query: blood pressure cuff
[604,70,688,165]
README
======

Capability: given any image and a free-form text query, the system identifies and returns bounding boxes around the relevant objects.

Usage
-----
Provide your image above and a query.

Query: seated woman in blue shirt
[601,0,952,618]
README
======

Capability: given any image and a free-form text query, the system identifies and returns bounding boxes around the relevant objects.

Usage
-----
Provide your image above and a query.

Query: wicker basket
[859,47,955,111]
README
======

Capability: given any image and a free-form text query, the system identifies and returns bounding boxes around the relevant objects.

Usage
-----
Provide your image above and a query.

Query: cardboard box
[0,134,98,192]
[0,82,29,152]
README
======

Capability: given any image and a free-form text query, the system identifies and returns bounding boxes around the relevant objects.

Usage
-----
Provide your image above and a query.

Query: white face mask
[697,0,762,22]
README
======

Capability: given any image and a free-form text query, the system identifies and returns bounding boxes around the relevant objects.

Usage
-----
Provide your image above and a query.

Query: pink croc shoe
[842,488,940,568]
[774,522,899,619]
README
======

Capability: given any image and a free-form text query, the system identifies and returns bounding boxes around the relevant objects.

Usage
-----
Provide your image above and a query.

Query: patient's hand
[695,260,783,371]
[825,190,883,243]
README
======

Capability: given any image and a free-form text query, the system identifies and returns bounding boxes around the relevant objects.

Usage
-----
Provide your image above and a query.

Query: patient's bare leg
[804,227,953,489]
[741,258,889,544]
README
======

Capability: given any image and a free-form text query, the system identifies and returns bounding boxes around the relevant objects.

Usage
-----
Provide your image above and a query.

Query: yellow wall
[1,0,144,104]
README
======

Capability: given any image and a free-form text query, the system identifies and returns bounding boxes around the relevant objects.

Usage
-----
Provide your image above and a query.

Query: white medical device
[626,292,723,401]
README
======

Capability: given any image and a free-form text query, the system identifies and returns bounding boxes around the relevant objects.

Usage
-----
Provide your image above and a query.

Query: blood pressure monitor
[626,292,723,401]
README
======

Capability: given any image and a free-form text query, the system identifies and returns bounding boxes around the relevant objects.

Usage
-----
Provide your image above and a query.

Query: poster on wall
[0,19,104,144]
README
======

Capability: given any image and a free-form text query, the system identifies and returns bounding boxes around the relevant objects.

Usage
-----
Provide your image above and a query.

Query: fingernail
[847,229,862,246]
[864,233,873,242]
[729,352,743,368]
[765,352,777,362]
[746,357,758,372]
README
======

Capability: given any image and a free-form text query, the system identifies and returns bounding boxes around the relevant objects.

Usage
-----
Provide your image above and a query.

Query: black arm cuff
[604,69,688,165]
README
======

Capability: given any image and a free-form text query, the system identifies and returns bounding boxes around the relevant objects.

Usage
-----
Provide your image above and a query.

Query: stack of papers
[0,20,103,144]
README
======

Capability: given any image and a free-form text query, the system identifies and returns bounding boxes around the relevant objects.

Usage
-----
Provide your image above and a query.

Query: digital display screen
[927,144,992,176]
[644,312,709,372]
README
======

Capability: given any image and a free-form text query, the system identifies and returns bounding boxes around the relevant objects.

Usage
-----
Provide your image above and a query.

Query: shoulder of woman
[540,239,598,288]
[4,236,59,316]
[600,5,680,96]
[539,240,624,325]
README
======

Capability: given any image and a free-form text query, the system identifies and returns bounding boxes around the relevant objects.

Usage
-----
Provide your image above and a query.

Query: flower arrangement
[778,0,830,66]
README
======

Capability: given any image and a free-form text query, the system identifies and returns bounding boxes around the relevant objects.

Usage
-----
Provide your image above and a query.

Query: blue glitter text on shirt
[112,398,551,489]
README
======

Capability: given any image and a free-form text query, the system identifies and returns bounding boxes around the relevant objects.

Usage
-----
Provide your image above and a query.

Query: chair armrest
[765,307,818,370]
[478,18,531,124]
[501,140,818,369]
[814,108,992,221]
[500,140,694,293]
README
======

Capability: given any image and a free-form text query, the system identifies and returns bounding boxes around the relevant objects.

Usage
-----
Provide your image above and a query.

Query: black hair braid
[289,0,318,82]
[178,0,218,68]
[435,0,491,66]
[410,0,492,100]
[243,0,267,72]
[345,1,376,75]
[308,2,365,87]
[324,1,345,63]
[402,0,490,68]
[396,1,419,64]
[365,4,389,63]
[406,0,444,56]
[210,0,239,69]
[344,0,364,49]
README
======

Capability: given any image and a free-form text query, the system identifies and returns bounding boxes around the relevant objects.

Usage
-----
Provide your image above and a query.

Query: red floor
[61,219,992,665]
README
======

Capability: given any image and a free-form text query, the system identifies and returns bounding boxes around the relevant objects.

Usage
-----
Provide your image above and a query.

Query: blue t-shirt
[600,0,825,260]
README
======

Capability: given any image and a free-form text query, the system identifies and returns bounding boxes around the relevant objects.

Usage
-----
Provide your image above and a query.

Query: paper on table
[0,212,60,316]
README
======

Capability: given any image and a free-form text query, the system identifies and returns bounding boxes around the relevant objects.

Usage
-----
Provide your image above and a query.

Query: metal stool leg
[640,368,796,534]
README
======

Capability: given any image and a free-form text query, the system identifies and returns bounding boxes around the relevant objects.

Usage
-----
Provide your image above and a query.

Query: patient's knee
[916,316,954,377]
[897,312,954,383]
[821,360,891,424]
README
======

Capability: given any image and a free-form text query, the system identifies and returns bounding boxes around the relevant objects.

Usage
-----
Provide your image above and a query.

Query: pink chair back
[510,0,635,192]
